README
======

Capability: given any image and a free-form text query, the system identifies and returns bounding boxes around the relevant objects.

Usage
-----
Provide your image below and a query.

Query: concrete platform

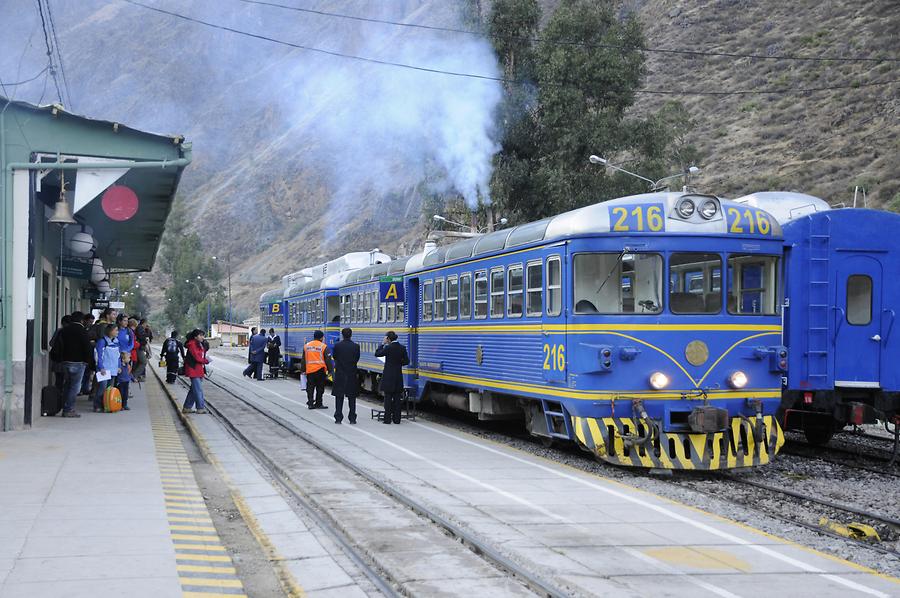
[202,355,900,598]
[0,380,248,597]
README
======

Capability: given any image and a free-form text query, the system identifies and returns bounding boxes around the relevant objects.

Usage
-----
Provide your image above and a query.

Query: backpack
[49,331,64,362]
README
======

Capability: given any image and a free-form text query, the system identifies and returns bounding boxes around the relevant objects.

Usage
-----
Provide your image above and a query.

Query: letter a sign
[379,276,404,303]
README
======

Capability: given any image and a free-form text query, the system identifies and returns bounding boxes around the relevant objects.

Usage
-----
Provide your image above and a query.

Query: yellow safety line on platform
[147,379,247,598]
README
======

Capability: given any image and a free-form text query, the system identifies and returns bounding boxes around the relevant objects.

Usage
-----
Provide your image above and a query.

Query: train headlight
[698,199,718,219]
[676,198,695,218]
[728,370,749,389]
[649,371,669,390]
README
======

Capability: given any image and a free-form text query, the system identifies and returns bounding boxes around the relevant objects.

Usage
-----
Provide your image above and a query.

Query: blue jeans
[61,362,86,413]
[183,377,205,410]
[93,379,111,410]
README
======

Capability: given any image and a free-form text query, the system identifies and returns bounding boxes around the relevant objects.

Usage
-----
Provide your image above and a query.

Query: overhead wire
[34,0,64,105]
[0,65,50,87]
[44,0,74,109]
[119,0,899,97]
[233,0,900,64]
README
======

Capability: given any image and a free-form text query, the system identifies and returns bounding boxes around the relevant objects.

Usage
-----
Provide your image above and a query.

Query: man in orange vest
[301,330,333,409]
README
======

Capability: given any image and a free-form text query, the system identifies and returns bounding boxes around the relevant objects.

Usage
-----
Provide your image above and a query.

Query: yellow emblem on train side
[685,340,709,366]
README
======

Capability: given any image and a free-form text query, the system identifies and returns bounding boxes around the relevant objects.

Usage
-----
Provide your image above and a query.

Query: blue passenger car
[738,193,900,444]
[343,192,787,470]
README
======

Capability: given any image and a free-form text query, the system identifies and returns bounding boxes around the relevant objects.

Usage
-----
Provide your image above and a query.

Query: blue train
[736,192,900,445]
[260,192,788,470]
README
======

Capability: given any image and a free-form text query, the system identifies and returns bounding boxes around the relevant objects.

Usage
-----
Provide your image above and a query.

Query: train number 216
[726,207,772,236]
[543,344,566,371]
[609,204,665,232]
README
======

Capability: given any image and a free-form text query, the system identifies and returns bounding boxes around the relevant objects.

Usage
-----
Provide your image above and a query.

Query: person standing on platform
[243,328,267,380]
[375,331,409,424]
[93,324,120,413]
[331,327,360,424]
[134,318,152,381]
[266,327,282,376]
[301,330,333,409]
[49,315,71,391]
[163,331,185,384]
[117,352,133,411]
[57,311,94,418]
[182,329,210,414]
[80,312,96,395]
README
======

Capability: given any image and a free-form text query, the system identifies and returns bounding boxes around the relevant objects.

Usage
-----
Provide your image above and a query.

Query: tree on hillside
[156,198,227,334]
[487,0,697,224]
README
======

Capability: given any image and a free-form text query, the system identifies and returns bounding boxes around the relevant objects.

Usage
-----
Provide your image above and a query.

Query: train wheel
[803,421,834,446]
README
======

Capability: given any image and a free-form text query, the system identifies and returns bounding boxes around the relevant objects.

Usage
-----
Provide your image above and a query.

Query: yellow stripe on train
[571,415,785,470]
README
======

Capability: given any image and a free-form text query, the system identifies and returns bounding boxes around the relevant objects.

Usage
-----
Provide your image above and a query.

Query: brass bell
[48,199,76,224]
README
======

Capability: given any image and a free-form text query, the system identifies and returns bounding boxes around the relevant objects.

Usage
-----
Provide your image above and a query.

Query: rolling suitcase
[103,386,123,413]
[41,385,62,416]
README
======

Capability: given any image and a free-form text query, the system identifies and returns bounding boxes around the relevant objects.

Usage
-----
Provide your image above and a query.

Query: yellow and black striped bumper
[571,415,785,470]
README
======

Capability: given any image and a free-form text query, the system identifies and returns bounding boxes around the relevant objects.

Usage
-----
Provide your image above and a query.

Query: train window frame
[490,267,505,319]
[726,254,780,316]
[423,279,434,322]
[386,301,396,323]
[572,252,663,315]
[669,252,723,315]
[397,301,405,323]
[459,273,472,319]
[317,297,324,324]
[525,260,543,317]
[507,263,524,318]
[371,290,377,323]
[546,255,562,317]
[446,275,459,321]
[847,274,872,326]
[474,270,488,320]
[434,277,445,321]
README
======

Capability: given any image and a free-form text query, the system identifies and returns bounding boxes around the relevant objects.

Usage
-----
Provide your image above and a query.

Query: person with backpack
[49,315,71,391]
[93,324,121,413]
[162,331,185,384]
[182,329,210,414]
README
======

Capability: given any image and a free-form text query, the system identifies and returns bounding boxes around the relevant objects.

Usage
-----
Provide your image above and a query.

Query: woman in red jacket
[182,329,210,414]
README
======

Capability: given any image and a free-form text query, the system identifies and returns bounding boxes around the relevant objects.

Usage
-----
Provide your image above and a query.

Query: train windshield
[727,254,780,315]
[669,253,722,314]
[573,252,663,314]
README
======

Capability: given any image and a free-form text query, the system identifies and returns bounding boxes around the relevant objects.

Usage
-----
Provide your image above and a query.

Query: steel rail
[201,374,570,598]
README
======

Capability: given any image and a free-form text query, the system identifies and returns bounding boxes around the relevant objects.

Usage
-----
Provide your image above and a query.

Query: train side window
[434,278,445,321]
[317,297,324,323]
[547,256,562,316]
[397,301,405,323]
[423,280,433,321]
[526,261,542,317]
[371,290,378,323]
[727,254,779,315]
[474,271,488,319]
[669,253,722,314]
[847,275,872,325]
[387,301,396,323]
[507,264,523,318]
[446,276,459,320]
[460,273,472,319]
[490,267,505,318]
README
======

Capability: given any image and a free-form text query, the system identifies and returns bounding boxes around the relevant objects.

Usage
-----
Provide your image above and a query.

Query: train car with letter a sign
[380,276,404,303]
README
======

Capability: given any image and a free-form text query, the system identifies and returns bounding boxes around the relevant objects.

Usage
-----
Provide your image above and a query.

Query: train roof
[412,192,783,272]
[732,191,831,223]
[259,288,282,303]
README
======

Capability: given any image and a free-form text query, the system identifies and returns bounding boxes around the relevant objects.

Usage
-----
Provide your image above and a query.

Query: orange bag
[103,386,122,413]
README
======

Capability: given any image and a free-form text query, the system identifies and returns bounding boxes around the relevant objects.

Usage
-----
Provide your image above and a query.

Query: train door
[407,278,419,390]
[541,253,566,385]
[834,255,882,387]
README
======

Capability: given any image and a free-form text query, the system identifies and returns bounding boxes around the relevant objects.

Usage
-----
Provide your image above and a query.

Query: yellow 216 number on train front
[725,207,773,236]
[608,204,666,233]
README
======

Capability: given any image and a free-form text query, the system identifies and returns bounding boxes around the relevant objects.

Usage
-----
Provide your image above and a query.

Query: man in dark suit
[331,327,360,424]
[243,328,267,380]
[374,331,410,424]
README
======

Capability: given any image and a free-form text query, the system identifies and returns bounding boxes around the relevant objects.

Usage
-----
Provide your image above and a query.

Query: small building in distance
[211,321,250,347]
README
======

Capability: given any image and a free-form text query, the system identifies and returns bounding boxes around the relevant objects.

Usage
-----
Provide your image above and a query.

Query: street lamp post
[212,255,232,324]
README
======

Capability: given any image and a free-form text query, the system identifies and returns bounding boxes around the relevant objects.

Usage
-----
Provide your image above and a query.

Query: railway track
[182,373,570,598]
[173,376,399,598]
